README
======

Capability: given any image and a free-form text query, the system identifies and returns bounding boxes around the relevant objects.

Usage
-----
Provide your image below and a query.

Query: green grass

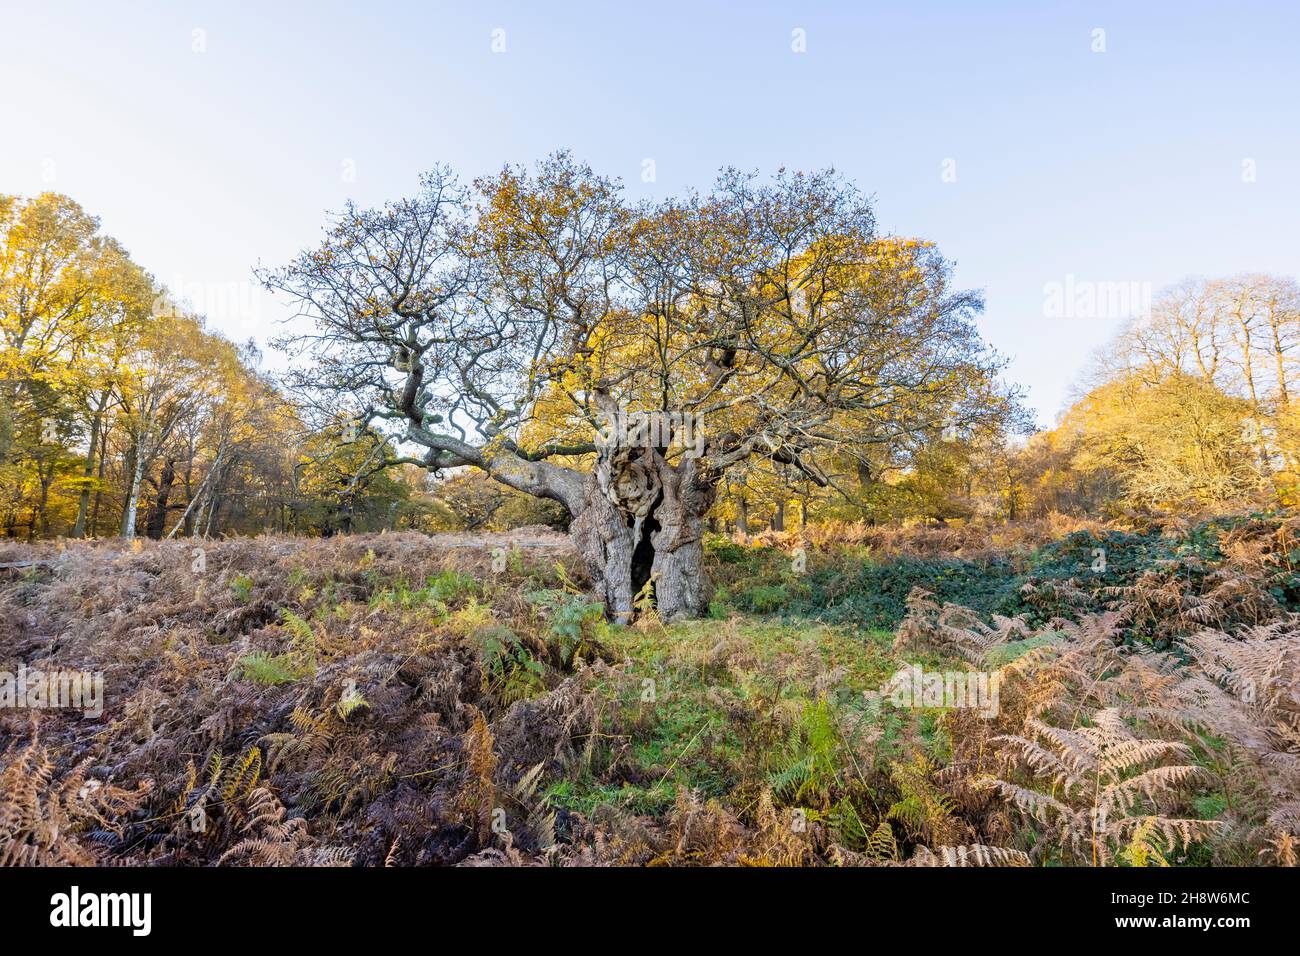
[983,631,1062,667]
[237,650,310,685]
[541,614,907,822]
[425,568,479,601]
[230,573,254,603]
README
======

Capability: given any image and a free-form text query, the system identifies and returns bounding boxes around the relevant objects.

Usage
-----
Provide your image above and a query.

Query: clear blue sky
[3,0,1297,425]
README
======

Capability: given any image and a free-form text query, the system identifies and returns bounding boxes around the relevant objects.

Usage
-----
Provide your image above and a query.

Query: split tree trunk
[417,417,717,624]
[568,446,714,624]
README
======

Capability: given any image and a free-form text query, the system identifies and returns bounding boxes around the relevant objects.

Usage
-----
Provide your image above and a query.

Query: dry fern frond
[981,706,1219,865]
[909,843,1031,867]
[0,735,149,865]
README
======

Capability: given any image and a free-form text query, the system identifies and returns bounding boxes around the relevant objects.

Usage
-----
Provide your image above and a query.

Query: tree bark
[35,454,55,539]
[145,456,176,539]
[121,437,145,539]
[90,423,109,536]
[73,390,109,538]
[569,448,715,624]
[569,478,637,623]
[648,455,715,621]
[167,441,224,540]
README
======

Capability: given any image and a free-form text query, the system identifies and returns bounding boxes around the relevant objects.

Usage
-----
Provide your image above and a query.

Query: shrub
[230,573,254,603]
[237,651,309,686]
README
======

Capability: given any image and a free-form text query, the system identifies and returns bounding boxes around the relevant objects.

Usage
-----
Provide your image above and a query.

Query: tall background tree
[1015,274,1300,517]
[263,154,1019,620]
[0,192,438,541]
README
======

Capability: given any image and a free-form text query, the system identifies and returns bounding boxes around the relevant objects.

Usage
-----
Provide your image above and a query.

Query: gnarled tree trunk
[569,445,714,624]
[569,480,637,623]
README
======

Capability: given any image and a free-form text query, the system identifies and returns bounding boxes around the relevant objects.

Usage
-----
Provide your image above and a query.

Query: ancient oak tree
[263,154,1008,621]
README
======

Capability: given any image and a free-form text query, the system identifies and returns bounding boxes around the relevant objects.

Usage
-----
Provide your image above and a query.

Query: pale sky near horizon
[3,0,1297,426]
